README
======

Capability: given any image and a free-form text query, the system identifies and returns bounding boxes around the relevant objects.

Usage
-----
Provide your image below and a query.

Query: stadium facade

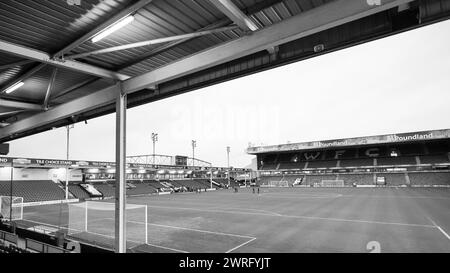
[247,129,450,187]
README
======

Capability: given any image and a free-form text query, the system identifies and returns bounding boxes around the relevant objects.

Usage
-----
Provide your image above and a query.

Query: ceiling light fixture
[91,15,135,43]
[5,82,24,94]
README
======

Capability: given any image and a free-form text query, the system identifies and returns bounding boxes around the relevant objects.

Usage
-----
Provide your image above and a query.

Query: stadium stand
[0,244,30,253]
[278,162,306,169]
[408,172,450,185]
[0,180,65,202]
[260,163,278,170]
[339,158,374,167]
[419,154,449,164]
[376,156,416,166]
[68,184,91,200]
[303,174,338,185]
[175,179,206,190]
[126,182,157,195]
[91,183,115,198]
[306,160,338,168]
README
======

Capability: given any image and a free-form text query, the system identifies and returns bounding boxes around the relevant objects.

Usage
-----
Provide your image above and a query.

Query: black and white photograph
[0,0,449,268]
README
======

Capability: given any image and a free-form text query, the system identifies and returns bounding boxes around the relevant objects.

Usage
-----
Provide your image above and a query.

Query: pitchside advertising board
[0,156,251,172]
[247,129,450,154]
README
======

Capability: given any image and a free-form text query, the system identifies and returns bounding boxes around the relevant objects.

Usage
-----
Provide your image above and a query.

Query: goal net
[261,180,289,187]
[314,180,345,187]
[269,181,289,187]
[0,196,23,221]
[67,201,148,247]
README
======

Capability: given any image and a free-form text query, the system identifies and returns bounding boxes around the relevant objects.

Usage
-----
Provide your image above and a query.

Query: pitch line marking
[426,216,450,241]
[109,218,256,239]
[259,193,342,198]
[22,218,188,253]
[142,204,436,228]
[226,237,257,253]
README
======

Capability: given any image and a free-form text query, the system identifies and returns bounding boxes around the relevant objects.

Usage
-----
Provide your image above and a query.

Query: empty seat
[408,172,450,185]
[0,180,65,202]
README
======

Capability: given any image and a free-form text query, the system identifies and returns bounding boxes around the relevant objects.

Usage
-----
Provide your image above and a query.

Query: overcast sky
[7,19,450,168]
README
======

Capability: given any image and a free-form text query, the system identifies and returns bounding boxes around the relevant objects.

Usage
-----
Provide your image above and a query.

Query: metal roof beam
[0,40,130,81]
[0,0,414,140]
[0,60,34,70]
[0,84,120,138]
[0,110,24,118]
[208,0,259,32]
[0,99,43,111]
[116,0,285,71]
[66,25,240,60]
[43,68,58,110]
[123,0,414,94]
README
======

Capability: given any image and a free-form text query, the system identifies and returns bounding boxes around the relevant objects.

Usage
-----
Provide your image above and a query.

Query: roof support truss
[208,0,259,32]
[0,40,130,81]
[0,99,43,111]
[0,0,415,140]
[43,68,58,110]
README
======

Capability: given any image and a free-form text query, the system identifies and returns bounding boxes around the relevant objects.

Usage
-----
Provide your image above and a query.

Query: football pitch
[17,187,450,253]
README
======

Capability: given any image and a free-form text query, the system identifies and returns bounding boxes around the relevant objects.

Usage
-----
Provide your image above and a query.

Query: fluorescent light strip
[91,15,135,43]
[5,81,24,94]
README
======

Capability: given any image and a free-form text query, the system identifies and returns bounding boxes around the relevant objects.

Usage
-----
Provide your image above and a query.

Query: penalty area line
[427,216,450,241]
[226,237,257,253]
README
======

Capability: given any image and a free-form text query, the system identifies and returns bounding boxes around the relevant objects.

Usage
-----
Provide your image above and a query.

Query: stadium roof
[0,0,449,142]
[246,129,450,154]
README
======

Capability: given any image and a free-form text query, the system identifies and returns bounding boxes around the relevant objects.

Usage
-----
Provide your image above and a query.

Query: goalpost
[263,181,289,187]
[67,201,148,246]
[314,180,345,187]
[0,196,23,221]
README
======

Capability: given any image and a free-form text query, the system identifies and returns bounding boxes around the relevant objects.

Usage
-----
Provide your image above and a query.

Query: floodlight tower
[192,140,197,167]
[151,133,158,164]
[191,140,197,180]
[226,146,230,187]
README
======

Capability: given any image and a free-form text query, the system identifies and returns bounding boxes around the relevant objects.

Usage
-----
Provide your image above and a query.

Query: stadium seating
[408,172,450,185]
[258,176,283,185]
[0,244,31,253]
[68,184,91,200]
[278,162,306,170]
[174,179,207,190]
[91,183,115,198]
[306,160,338,168]
[194,179,220,188]
[338,173,374,185]
[303,174,338,185]
[339,158,374,167]
[376,156,416,166]
[0,180,65,202]
[419,154,449,164]
[127,182,158,195]
[213,178,241,187]
[376,173,407,185]
[260,163,278,170]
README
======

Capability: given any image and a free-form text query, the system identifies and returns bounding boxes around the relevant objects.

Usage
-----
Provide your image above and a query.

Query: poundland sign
[387,132,434,142]
[247,129,450,154]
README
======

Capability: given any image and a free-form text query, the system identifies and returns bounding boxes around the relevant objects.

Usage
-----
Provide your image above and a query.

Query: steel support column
[115,84,127,253]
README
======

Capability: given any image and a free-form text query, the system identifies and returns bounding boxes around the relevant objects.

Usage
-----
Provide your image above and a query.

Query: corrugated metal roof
[0,0,333,125]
